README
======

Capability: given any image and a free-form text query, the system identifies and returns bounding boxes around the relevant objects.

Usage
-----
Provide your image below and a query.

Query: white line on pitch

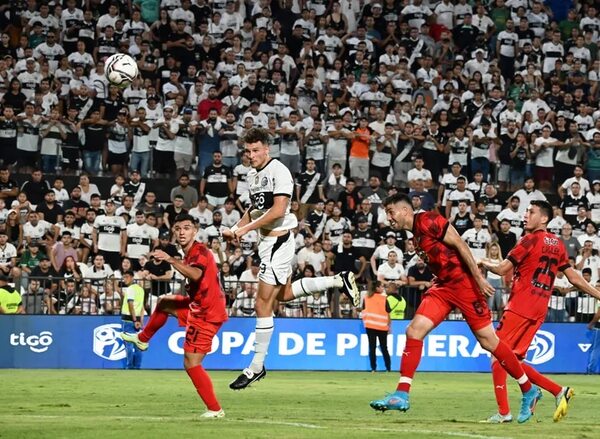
[10,415,512,437]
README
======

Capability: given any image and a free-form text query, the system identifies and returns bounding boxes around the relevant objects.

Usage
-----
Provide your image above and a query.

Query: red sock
[186,365,221,411]
[491,361,510,415]
[138,309,168,343]
[396,338,423,392]
[522,363,562,396]
[492,341,532,393]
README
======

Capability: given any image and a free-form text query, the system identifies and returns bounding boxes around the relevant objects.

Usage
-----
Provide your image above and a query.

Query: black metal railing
[9,277,598,323]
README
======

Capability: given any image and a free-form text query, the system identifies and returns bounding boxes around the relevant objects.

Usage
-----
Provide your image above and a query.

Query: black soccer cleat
[229,367,267,390]
[339,271,360,307]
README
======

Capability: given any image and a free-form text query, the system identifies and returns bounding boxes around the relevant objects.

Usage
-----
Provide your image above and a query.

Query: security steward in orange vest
[361,281,391,372]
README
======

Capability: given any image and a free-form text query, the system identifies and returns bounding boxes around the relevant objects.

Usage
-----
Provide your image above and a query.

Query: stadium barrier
[16,276,596,324]
[0,315,595,373]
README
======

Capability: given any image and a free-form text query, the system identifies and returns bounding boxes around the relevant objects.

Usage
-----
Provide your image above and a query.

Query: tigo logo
[526,330,555,365]
[10,331,53,353]
[93,324,126,361]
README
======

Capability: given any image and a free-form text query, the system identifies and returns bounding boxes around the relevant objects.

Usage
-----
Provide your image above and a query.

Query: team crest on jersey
[413,237,429,263]
[544,236,558,246]
[261,177,268,187]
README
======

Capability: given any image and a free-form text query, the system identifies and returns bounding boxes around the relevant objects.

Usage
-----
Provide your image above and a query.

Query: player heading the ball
[223,127,360,390]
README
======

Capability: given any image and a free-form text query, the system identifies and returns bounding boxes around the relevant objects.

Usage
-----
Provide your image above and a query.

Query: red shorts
[176,298,223,354]
[416,278,492,331]
[496,310,542,360]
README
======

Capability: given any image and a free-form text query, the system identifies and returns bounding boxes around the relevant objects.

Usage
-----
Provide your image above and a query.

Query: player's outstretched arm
[478,258,514,276]
[563,267,600,301]
[224,207,252,241]
[588,308,600,330]
[443,225,495,297]
[152,250,203,283]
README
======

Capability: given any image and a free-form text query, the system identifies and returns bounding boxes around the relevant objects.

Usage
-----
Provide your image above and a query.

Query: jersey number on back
[531,256,557,291]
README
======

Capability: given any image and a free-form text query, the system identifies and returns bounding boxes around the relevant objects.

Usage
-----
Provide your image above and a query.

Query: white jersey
[372,244,404,267]
[377,262,405,281]
[189,207,213,228]
[247,159,297,232]
[587,192,600,223]
[306,294,329,317]
[94,214,126,252]
[0,243,17,264]
[55,224,81,240]
[461,228,492,260]
[17,114,41,152]
[126,223,158,259]
[496,208,524,239]
[447,189,475,217]
[84,264,114,293]
[220,209,241,228]
[511,189,547,216]
[324,217,351,245]
[80,222,94,247]
[233,163,252,196]
[23,220,53,241]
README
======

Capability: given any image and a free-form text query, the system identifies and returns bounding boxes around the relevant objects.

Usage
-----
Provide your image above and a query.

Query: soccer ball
[105,53,138,88]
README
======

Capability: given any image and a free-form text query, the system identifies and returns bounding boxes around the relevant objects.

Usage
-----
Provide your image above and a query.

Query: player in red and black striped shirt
[480,200,600,423]
[370,194,541,423]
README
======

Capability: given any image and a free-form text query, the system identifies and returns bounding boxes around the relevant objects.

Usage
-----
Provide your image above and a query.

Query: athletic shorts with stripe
[174,296,223,354]
[257,231,295,286]
[495,310,542,360]
[416,277,492,331]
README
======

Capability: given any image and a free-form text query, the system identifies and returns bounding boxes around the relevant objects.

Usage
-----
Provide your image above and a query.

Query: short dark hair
[530,200,553,222]
[383,193,413,208]
[174,213,198,225]
[243,127,270,145]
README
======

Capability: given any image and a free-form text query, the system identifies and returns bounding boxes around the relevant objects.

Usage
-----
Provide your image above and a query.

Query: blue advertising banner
[0,316,594,372]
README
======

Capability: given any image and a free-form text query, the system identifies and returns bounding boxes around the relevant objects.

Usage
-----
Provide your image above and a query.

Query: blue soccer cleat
[518,385,542,423]
[370,391,410,412]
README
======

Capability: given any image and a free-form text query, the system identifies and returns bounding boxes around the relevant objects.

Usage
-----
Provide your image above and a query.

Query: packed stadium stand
[0,0,599,324]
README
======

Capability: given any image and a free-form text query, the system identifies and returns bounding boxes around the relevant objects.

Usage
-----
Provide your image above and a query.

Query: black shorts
[99,250,121,270]
[61,147,80,170]
[17,150,38,168]
[1,144,17,164]
[107,151,129,166]
[153,149,174,173]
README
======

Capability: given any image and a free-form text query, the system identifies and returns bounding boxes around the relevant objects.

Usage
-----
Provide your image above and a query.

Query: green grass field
[1,370,599,439]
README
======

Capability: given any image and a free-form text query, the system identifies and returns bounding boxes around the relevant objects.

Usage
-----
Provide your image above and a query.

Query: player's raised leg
[277,270,360,306]
[121,295,191,350]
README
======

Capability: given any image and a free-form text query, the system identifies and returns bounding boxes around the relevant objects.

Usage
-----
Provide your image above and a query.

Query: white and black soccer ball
[105,53,138,88]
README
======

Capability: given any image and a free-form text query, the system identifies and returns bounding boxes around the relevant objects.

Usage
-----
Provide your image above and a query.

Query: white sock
[249,316,274,374]
[291,276,343,298]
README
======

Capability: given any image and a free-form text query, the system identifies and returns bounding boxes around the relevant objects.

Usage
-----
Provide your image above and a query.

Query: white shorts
[257,231,295,286]
[174,152,193,170]
[497,164,510,182]
[205,194,228,208]
[349,157,369,181]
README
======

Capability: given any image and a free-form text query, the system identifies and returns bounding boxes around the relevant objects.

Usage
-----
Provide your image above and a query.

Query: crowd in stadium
[0,0,599,325]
